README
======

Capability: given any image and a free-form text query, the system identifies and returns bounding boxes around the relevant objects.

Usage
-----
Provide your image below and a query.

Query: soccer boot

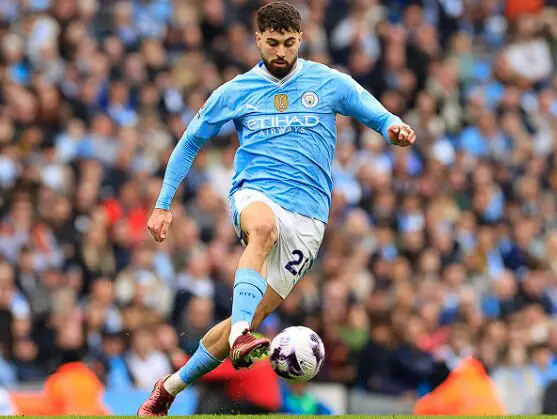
[137,374,175,416]
[230,329,270,370]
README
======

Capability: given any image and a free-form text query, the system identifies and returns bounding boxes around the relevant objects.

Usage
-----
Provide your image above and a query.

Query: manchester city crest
[301,91,319,108]
[274,94,289,112]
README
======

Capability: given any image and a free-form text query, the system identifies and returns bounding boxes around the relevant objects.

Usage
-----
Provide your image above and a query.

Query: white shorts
[230,188,326,299]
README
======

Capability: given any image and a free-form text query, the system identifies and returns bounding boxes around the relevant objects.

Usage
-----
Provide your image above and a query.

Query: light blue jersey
[156,59,402,223]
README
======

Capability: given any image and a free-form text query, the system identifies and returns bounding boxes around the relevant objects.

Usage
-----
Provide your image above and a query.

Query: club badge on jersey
[301,91,319,108]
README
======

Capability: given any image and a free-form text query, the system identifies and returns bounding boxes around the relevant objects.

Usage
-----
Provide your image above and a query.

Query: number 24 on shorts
[285,249,313,279]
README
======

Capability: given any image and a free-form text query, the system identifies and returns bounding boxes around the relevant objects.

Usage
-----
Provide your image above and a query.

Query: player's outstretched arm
[334,72,416,147]
[148,84,235,242]
[148,132,204,242]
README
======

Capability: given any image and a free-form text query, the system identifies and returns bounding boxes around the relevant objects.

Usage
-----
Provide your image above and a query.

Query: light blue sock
[231,268,267,327]
[178,342,222,386]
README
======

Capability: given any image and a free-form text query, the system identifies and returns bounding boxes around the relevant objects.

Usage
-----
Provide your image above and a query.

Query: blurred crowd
[2,0,557,414]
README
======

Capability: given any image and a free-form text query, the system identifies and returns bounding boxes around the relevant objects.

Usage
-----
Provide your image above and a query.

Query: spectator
[0,343,16,388]
[125,328,172,390]
[179,297,215,356]
[12,338,44,383]
[155,323,186,371]
[491,344,543,414]
[532,342,557,388]
[96,330,133,391]
[114,247,172,318]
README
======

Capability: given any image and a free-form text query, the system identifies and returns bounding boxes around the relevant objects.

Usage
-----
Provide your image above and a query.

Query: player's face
[256,29,302,78]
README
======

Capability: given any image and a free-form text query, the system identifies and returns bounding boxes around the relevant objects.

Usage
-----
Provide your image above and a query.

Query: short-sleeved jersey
[156,59,402,223]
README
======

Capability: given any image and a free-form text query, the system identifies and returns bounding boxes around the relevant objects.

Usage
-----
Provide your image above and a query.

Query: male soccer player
[138,1,415,415]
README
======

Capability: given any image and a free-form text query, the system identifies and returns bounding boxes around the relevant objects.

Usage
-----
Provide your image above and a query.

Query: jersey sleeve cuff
[382,115,403,142]
[155,185,176,210]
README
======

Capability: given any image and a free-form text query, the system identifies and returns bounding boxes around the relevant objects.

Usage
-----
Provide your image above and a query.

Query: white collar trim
[254,59,303,87]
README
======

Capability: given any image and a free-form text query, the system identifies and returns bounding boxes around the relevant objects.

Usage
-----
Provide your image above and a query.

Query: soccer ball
[269,326,325,383]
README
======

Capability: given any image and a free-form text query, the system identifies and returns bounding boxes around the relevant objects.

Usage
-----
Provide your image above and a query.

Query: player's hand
[147,208,173,242]
[388,123,416,147]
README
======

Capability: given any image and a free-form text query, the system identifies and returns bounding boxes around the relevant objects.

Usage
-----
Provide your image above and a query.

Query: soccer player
[138,1,415,415]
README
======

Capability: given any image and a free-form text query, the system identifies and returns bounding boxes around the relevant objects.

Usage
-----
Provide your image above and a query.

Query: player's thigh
[230,189,278,246]
[240,201,277,245]
[266,211,325,299]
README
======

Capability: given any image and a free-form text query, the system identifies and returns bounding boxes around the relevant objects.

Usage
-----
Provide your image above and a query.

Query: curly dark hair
[256,1,302,34]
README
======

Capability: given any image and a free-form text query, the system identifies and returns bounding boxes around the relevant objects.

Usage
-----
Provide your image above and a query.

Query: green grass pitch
[2,416,533,419]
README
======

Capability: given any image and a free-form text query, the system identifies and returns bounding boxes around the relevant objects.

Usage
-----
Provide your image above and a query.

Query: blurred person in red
[10,321,109,415]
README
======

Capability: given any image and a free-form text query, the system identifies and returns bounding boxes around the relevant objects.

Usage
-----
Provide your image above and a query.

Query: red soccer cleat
[230,329,270,370]
[137,375,175,416]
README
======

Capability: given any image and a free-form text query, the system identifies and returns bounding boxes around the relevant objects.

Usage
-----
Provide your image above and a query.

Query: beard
[262,55,297,79]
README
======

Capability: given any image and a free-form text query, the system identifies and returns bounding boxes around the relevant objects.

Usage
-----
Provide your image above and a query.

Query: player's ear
[255,32,262,47]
